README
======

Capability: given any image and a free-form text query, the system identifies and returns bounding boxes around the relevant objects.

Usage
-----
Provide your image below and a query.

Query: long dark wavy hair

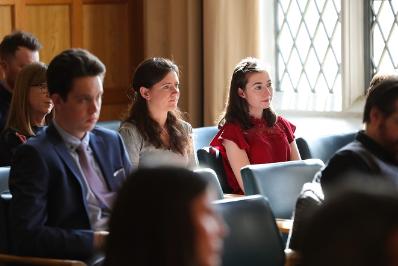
[123,57,191,155]
[218,57,277,130]
[104,167,209,266]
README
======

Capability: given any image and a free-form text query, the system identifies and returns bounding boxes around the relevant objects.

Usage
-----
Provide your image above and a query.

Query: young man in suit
[0,31,41,132]
[9,48,133,260]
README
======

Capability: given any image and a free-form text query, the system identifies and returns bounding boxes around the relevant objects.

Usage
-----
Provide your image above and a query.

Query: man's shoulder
[335,140,373,161]
[91,126,120,140]
[325,139,370,166]
[90,126,123,152]
[19,129,55,157]
[319,140,376,186]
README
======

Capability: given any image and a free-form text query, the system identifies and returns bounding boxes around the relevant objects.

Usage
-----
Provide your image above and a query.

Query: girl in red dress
[210,57,301,194]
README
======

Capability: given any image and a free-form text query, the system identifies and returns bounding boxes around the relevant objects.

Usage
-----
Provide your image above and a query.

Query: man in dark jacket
[9,49,133,260]
[319,74,398,197]
[0,31,41,131]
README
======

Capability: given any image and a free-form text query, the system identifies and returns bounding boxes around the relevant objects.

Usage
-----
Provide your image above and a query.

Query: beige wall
[144,0,203,127]
[203,0,262,125]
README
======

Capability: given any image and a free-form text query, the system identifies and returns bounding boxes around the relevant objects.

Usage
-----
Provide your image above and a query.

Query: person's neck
[31,112,47,127]
[249,109,263,119]
[148,106,168,128]
[364,125,388,151]
[364,125,398,162]
[364,123,378,140]
[54,118,85,139]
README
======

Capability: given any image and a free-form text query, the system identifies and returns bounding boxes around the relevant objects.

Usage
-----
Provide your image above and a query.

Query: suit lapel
[47,124,88,196]
[89,132,117,191]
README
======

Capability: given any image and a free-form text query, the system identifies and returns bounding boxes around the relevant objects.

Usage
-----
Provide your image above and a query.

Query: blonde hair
[5,62,51,136]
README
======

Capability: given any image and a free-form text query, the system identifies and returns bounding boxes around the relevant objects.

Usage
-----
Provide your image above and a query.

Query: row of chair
[95,122,356,164]
[94,121,354,244]
[0,122,355,265]
[190,125,355,162]
[0,165,295,266]
[192,125,355,221]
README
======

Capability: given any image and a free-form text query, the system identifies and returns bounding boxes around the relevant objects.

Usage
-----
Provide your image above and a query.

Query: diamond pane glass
[370,0,398,74]
[275,0,341,95]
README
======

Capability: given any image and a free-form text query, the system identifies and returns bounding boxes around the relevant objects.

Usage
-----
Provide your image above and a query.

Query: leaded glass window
[275,0,341,107]
[369,0,398,75]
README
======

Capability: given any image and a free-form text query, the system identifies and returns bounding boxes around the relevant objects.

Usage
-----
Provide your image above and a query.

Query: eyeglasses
[31,83,48,95]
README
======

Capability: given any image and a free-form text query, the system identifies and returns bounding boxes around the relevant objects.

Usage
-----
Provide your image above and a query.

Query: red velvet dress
[210,116,296,194]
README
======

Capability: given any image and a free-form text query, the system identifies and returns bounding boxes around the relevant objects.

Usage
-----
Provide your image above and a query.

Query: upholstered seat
[96,120,121,132]
[214,195,285,266]
[194,168,224,199]
[192,126,218,152]
[241,159,324,219]
[0,192,10,253]
[197,146,232,193]
[296,132,356,163]
[0,166,10,194]
[287,182,324,251]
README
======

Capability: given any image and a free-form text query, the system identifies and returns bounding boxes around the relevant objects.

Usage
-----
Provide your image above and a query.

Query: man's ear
[369,107,383,125]
[139,86,150,100]
[238,88,246,98]
[50,93,64,106]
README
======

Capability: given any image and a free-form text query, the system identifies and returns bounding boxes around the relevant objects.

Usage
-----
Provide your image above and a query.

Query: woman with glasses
[0,62,53,166]
[119,57,196,168]
[210,57,301,194]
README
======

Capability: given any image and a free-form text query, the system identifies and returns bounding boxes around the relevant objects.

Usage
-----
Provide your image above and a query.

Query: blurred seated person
[119,58,196,169]
[317,74,398,197]
[0,62,53,166]
[210,57,301,194]
[9,49,133,260]
[0,31,41,132]
[301,180,398,266]
[104,167,226,266]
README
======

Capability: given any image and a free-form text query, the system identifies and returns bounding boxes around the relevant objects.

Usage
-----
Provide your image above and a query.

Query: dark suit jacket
[0,82,11,133]
[319,131,398,197]
[9,123,133,259]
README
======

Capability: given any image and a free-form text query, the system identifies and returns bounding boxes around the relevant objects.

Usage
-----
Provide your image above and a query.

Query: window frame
[261,0,366,113]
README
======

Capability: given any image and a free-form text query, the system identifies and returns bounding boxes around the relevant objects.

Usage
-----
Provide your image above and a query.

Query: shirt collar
[53,120,90,150]
[357,130,398,165]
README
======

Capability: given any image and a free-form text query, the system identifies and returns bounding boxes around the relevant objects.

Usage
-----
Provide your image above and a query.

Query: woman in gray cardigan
[119,57,196,169]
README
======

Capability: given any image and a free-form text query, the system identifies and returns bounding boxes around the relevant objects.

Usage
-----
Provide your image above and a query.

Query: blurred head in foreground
[104,167,226,266]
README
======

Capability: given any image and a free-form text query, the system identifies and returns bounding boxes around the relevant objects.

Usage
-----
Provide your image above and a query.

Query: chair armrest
[0,253,87,266]
[284,249,300,266]
[223,193,244,199]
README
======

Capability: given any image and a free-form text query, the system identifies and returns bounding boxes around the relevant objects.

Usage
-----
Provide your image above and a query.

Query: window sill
[276,96,365,138]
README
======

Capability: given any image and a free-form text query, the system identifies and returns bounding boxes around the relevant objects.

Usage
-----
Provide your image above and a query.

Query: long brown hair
[104,167,209,266]
[123,58,191,155]
[218,57,276,130]
[5,62,53,136]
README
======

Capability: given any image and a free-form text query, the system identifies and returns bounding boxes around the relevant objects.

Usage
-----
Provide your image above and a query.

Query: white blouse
[119,120,197,169]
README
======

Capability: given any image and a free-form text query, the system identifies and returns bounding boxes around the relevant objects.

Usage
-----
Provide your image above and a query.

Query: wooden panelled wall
[0,0,144,121]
